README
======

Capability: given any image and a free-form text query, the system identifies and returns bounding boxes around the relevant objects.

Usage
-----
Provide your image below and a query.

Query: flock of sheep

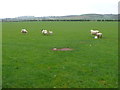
[21,29,53,35]
[21,29,102,39]
[41,29,53,35]
[90,30,102,39]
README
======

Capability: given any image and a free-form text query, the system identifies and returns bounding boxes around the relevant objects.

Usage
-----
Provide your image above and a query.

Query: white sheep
[96,32,102,38]
[41,29,53,35]
[49,30,53,35]
[21,29,28,33]
[90,30,99,35]
[41,30,48,35]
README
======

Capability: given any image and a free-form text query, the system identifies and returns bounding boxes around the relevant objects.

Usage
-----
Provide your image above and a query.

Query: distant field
[2,21,118,88]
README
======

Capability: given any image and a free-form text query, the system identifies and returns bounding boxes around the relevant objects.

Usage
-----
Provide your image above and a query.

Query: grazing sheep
[41,29,48,35]
[90,30,99,35]
[21,29,28,33]
[49,30,53,35]
[41,29,53,35]
[96,32,102,38]
[41,29,44,33]
[43,30,48,35]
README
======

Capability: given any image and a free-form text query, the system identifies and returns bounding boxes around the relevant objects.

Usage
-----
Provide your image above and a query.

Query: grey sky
[0,0,119,18]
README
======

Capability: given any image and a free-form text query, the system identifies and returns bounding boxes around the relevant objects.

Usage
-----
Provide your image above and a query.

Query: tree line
[2,19,119,22]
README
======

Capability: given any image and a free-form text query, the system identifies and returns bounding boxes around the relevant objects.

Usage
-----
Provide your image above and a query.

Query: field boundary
[0,20,2,90]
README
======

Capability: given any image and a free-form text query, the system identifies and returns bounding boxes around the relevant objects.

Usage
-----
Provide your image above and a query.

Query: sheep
[96,32,102,38]
[41,30,49,35]
[90,30,99,35]
[48,30,53,35]
[41,29,53,35]
[44,30,49,35]
[21,29,28,33]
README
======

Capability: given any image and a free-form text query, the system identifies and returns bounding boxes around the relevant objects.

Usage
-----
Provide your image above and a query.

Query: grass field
[2,21,118,88]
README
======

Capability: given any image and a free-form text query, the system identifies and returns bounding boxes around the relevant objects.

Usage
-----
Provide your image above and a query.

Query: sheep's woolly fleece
[52,48,73,51]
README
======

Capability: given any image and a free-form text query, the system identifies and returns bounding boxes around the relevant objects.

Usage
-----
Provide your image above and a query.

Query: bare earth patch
[52,48,73,51]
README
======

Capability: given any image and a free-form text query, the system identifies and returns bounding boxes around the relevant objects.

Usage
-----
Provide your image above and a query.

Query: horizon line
[1,13,118,19]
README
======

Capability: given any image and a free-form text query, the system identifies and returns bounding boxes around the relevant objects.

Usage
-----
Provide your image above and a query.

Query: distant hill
[57,14,118,20]
[2,14,118,21]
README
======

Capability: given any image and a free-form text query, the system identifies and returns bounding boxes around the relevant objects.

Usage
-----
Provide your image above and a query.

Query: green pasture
[2,21,118,88]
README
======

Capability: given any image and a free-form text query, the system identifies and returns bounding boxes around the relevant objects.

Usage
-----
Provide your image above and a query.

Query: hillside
[2,14,118,21]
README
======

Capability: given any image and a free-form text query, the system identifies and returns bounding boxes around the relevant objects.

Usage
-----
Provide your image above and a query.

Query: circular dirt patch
[52,48,73,51]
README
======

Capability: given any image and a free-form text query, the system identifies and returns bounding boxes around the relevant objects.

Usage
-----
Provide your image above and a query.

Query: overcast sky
[0,0,119,18]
